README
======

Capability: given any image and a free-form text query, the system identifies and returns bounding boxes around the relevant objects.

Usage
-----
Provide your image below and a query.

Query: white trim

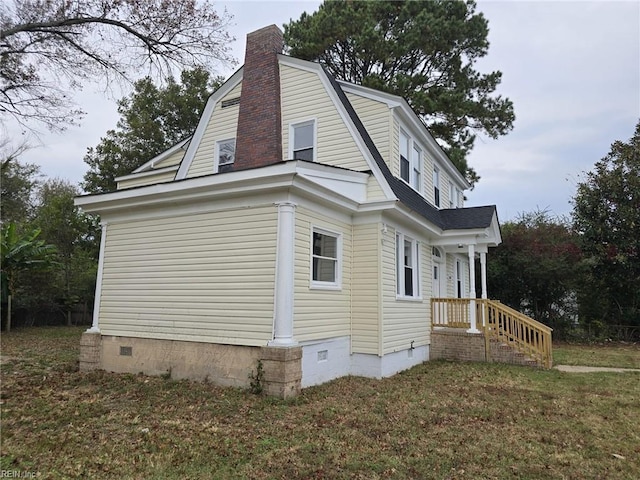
[76,161,378,219]
[467,244,479,333]
[433,167,441,208]
[310,226,342,290]
[175,68,244,179]
[87,221,108,333]
[300,336,351,387]
[350,346,429,379]
[115,165,179,182]
[214,137,236,172]
[270,202,297,346]
[398,127,423,194]
[338,82,403,109]
[396,232,421,300]
[132,138,190,173]
[288,118,317,162]
[480,252,488,300]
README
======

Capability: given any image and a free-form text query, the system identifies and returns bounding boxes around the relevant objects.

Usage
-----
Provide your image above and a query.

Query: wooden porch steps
[431,298,554,369]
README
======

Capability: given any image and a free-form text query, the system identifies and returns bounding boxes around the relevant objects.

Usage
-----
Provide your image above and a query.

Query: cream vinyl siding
[98,205,276,345]
[293,207,351,342]
[346,92,391,165]
[186,83,242,178]
[117,170,176,190]
[366,176,387,201]
[154,148,186,169]
[280,65,367,171]
[351,222,381,354]
[380,227,430,354]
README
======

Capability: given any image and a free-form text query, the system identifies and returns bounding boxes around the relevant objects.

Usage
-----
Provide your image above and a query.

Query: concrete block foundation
[78,334,303,398]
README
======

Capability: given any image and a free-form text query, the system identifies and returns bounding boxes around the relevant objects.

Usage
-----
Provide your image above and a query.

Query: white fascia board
[76,160,298,213]
[297,162,369,203]
[175,68,244,180]
[132,138,190,174]
[432,225,501,249]
[337,81,403,109]
[385,202,443,239]
[75,160,373,217]
[278,55,396,200]
[115,165,179,182]
[393,106,469,189]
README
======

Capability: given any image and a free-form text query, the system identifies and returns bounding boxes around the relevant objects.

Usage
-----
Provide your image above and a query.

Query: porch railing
[431,298,553,369]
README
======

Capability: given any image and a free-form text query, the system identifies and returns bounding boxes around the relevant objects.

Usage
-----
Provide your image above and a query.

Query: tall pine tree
[284,0,515,186]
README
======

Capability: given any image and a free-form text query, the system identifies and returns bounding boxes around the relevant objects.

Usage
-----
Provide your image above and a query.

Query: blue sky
[4,0,639,222]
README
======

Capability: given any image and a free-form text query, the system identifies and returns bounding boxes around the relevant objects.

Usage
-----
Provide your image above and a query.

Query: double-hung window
[216,138,235,170]
[412,144,422,191]
[449,182,455,208]
[396,232,420,298]
[291,120,315,161]
[433,168,441,207]
[399,129,422,193]
[311,228,340,288]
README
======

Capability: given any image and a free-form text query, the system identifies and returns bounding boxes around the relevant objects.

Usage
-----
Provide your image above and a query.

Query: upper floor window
[433,167,441,207]
[216,138,235,170]
[311,228,341,288]
[291,120,315,161]
[396,232,420,298]
[449,182,462,208]
[400,129,422,193]
[449,182,455,208]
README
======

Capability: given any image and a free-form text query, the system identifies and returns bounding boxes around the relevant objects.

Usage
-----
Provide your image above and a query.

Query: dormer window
[291,120,315,161]
[399,129,422,193]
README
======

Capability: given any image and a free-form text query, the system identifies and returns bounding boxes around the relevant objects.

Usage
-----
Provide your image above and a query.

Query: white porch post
[480,251,487,329]
[269,202,297,346]
[87,221,108,333]
[467,244,480,333]
[480,252,488,300]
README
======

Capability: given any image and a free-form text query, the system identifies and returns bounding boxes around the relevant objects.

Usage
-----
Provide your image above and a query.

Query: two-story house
[76,25,506,398]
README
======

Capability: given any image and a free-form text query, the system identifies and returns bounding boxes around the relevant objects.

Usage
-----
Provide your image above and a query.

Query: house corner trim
[269,202,297,346]
[88,221,108,334]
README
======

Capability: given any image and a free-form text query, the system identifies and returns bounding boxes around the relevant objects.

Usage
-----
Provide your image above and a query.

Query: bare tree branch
[0,0,235,133]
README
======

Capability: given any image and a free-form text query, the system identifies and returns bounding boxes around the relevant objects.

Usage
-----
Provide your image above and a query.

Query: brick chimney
[233,25,284,171]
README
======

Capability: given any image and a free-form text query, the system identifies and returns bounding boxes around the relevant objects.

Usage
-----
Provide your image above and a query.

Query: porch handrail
[484,300,553,369]
[431,298,553,368]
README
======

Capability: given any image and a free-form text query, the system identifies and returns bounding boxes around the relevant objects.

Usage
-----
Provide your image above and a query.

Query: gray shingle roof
[323,67,496,232]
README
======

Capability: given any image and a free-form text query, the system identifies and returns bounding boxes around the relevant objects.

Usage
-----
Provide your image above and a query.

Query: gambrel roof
[323,64,497,232]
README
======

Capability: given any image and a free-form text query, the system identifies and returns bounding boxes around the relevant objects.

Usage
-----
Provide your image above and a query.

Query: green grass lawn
[553,342,640,368]
[2,327,639,479]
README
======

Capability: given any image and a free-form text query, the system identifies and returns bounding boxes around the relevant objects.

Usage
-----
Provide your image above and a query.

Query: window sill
[395,295,424,302]
[398,177,423,197]
[310,282,342,291]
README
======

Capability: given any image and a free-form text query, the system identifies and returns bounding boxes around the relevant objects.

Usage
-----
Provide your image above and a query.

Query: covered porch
[431,298,553,369]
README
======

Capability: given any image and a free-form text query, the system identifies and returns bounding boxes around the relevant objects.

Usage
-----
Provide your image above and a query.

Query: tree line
[488,122,640,340]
